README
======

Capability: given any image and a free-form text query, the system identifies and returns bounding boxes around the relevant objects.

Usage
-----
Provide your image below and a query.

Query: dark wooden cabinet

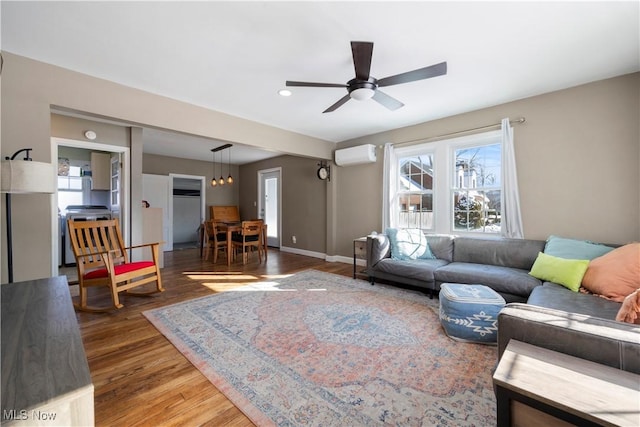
[1,276,94,425]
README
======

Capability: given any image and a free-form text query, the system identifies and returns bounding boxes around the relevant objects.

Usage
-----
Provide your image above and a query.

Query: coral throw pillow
[582,243,640,302]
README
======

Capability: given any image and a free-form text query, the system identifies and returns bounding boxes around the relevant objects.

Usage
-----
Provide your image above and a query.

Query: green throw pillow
[529,252,589,292]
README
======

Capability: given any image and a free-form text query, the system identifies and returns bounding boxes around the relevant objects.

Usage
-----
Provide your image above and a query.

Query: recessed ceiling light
[278,89,292,97]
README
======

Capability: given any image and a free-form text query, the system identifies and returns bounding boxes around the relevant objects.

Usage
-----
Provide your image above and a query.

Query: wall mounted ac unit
[334,144,377,166]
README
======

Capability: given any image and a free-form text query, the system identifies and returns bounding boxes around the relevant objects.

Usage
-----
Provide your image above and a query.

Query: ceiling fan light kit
[349,85,375,101]
[286,41,447,113]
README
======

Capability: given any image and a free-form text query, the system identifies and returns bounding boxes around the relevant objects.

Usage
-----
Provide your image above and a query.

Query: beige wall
[331,73,640,257]
[2,50,637,281]
[239,155,328,254]
[1,52,332,282]
[143,152,240,210]
[51,113,130,147]
[52,114,241,214]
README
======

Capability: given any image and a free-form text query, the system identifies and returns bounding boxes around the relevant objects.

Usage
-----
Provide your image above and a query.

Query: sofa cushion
[581,243,640,302]
[386,228,435,260]
[452,237,545,270]
[425,234,455,262]
[434,262,541,298]
[527,282,623,321]
[374,258,449,282]
[544,235,614,260]
[529,252,589,292]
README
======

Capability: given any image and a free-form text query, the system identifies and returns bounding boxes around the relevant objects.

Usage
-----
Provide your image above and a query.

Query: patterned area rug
[144,270,497,426]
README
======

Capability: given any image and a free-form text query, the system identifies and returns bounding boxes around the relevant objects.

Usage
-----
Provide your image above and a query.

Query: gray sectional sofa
[366,233,640,374]
[366,233,624,315]
[366,233,545,303]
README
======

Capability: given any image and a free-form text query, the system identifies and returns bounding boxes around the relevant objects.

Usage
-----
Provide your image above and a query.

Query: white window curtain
[382,142,398,231]
[501,118,524,238]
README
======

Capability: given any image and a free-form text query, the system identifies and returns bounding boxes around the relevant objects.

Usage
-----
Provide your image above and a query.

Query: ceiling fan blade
[286,80,347,88]
[323,94,351,113]
[377,61,447,87]
[372,90,404,111]
[351,41,374,81]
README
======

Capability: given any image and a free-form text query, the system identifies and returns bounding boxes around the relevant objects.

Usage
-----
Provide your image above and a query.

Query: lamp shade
[1,160,55,194]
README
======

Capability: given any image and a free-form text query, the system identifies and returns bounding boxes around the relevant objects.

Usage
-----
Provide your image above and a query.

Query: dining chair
[203,220,228,263]
[232,220,264,264]
[261,223,268,261]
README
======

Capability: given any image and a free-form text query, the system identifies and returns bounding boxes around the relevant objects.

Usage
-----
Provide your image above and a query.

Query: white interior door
[258,168,281,248]
[142,174,171,251]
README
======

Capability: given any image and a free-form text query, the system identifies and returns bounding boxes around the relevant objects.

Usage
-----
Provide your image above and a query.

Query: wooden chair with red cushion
[67,218,164,311]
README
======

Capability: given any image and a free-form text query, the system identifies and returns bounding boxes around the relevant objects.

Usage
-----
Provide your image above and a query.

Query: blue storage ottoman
[439,283,506,344]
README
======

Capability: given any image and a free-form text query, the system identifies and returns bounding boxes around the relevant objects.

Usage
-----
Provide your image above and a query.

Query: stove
[65,204,112,216]
[63,205,113,266]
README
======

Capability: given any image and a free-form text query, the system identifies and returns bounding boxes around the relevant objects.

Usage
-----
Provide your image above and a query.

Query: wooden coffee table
[493,339,640,427]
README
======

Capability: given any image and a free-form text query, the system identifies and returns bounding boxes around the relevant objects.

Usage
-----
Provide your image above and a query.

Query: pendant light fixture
[227,146,234,184]
[211,143,233,188]
[219,150,225,186]
[210,149,217,187]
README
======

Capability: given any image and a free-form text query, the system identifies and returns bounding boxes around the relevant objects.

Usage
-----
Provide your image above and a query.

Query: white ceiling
[3,1,639,162]
[142,127,281,165]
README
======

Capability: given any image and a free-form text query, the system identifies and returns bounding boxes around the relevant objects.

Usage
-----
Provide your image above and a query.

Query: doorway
[258,168,281,248]
[169,174,205,250]
[51,137,129,278]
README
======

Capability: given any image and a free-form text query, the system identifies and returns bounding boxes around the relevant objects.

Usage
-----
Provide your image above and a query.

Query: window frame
[450,136,502,234]
[391,129,502,235]
[396,151,436,231]
[57,162,89,212]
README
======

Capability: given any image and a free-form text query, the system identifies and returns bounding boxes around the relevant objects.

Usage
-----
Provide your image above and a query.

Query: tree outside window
[391,130,503,234]
[452,143,501,233]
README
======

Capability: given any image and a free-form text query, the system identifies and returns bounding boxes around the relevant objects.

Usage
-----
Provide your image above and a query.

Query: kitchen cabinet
[90,152,110,190]
[110,155,120,210]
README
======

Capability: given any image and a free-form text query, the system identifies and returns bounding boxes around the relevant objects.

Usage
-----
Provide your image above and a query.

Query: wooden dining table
[215,221,242,267]
[214,221,268,267]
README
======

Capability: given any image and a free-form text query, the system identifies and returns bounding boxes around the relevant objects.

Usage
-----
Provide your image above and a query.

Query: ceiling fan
[286,41,447,113]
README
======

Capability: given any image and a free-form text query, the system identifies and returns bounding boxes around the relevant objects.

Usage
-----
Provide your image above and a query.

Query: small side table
[493,339,640,427]
[353,237,367,279]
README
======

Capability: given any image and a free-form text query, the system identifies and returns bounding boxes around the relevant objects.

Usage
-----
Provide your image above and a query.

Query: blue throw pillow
[386,228,435,260]
[544,235,614,260]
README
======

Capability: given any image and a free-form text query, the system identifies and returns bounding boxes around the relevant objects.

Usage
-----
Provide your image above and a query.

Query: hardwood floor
[75,248,353,426]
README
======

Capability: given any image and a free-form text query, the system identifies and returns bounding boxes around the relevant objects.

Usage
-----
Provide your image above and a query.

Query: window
[452,143,501,233]
[397,154,434,230]
[57,164,85,211]
[392,130,502,234]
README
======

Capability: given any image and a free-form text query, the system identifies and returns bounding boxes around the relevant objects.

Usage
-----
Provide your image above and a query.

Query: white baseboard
[280,247,365,266]
[279,246,326,259]
[326,255,365,266]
